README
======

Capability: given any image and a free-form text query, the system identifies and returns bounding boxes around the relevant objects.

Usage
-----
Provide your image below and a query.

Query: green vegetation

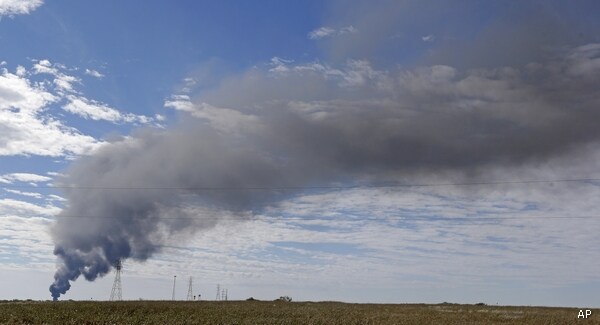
[0,300,590,324]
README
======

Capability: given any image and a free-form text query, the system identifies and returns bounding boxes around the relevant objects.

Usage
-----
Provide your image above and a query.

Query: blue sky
[1,0,600,306]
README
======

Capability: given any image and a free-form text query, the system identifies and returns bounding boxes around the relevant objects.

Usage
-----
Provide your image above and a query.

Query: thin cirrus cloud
[421,34,435,42]
[308,25,357,40]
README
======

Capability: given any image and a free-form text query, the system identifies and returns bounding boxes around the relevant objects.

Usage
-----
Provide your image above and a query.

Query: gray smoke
[49,2,600,300]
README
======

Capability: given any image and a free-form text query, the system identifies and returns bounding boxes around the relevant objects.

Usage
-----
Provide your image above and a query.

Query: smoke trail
[49,40,600,299]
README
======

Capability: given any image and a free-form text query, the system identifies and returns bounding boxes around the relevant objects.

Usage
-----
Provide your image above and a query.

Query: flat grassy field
[0,300,594,324]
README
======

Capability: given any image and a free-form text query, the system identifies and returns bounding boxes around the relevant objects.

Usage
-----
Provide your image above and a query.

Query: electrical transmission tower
[216,284,220,301]
[109,259,123,301]
[186,277,193,301]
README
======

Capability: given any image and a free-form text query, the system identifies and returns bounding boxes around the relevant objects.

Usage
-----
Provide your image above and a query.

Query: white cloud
[180,77,196,93]
[32,59,57,75]
[0,0,43,17]
[308,26,336,39]
[32,59,81,93]
[63,95,153,124]
[28,59,155,125]
[84,69,104,78]
[15,65,26,77]
[268,58,390,89]
[339,25,357,35]
[0,68,101,157]
[0,173,51,183]
[47,194,66,202]
[164,97,258,133]
[422,34,435,42]
[268,57,294,73]
[566,43,600,77]
[54,74,80,93]
[63,96,122,121]
[0,67,56,110]
[0,198,60,216]
[308,26,357,40]
[0,214,55,273]
[188,103,259,132]
[4,189,43,199]
[164,94,195,112]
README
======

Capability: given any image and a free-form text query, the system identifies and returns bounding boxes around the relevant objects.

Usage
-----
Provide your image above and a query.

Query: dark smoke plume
[49,32,600,300]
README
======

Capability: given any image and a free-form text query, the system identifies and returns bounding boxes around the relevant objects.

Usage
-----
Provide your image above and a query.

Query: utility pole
[172,275,177,301]
[109,259,122,301]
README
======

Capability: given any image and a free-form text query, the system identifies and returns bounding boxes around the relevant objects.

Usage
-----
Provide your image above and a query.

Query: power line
[1,177,600,191]
[36,214,600,221]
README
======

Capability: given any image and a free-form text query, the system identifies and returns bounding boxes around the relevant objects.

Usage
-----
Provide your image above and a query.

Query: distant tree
[246,297,257,301]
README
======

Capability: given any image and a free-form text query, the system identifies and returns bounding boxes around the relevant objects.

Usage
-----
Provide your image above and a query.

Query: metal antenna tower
[172,275,177,300]
[186,276,193,301]
[109,259,122,301]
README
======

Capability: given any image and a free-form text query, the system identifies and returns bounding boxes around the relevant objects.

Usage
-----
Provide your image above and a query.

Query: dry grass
[0,300,594,324]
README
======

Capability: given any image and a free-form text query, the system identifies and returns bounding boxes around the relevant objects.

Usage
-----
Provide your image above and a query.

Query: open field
[0,300,594,324]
